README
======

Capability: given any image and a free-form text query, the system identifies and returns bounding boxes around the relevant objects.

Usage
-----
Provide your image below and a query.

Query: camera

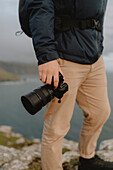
[21,72,68,115]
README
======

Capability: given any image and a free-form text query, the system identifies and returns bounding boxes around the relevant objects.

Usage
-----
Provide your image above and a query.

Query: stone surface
[63,138,79,152]
[0,125,113,169]
[0,145,41,170]
[15,138,25,145]
[99,139,113,151]
[32,138,40,144]
[96,139,113,162]
[0,126,12,135]
[62,151,79,163]
[11,132,23,138]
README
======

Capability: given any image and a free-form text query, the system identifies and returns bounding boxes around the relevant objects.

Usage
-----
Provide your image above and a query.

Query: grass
[62,147,71,154]
[27,158,79,170]
[63,158,79,170]
[27,158,42,170]
[0,132,33,150]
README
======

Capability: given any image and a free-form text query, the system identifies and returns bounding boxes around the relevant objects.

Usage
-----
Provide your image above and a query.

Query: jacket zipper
[96,30,99,54]
[96,0,104,54]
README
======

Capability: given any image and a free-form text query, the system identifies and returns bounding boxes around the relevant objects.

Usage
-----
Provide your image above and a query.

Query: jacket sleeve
[25,0,59,65]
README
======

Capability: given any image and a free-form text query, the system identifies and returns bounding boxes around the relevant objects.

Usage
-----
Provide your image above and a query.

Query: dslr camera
[21,72,68,115]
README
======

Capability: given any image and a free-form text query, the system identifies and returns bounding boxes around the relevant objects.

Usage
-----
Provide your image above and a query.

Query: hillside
[0,61,38,76]
[0,68,20,82]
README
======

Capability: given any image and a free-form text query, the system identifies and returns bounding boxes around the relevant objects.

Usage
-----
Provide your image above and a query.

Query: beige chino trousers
[41,55,111,170]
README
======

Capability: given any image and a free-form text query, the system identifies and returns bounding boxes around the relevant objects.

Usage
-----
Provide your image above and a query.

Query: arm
[25,0,59,65]
[25,0,65,88]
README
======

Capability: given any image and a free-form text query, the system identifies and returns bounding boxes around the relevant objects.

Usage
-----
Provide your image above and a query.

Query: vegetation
[0,131,79,170]
[62,147,71,154]
[0,132,33,150]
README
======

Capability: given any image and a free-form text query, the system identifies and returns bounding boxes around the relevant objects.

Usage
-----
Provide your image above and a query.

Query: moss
[0,132,33,150]
[0,132,19,147]
[27,158,42,170]
[63,158,79,170]
[62,148,71,154]
[70,158,79,166]
[12,138,34,150]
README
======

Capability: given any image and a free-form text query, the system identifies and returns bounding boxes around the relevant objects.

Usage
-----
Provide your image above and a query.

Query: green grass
[0,132,33,150]
[27,158,42,170]
[63,158,79,170]
[62,147,71,154]
[27,158,79,170]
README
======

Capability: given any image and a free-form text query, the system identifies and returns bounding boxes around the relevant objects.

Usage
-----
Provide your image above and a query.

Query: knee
[42,125,70,145]
[100,102,111,122]
[103,103,111,122]
[92,102,111,124]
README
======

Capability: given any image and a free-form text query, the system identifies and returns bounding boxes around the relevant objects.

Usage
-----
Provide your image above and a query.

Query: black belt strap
[54,15,102,32]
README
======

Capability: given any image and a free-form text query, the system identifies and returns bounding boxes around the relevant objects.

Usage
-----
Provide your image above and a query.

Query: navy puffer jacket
[25,0,108,65]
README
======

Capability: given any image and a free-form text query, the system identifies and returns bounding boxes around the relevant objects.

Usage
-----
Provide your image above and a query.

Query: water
[0,71,113,150]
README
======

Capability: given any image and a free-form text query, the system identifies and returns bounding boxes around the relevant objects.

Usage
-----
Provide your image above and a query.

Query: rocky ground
[0,125,113,170]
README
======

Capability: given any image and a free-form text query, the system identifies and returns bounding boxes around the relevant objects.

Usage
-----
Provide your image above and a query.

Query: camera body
[21,72,68,115]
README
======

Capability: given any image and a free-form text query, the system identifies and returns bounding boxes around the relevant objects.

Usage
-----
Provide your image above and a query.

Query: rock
[62,151,79,163]
[2,159,29,170]
[63,138,79,152]
[15,138,25,145]
[96,139,113,162]
[0,145,41,170]
[32,138,40,144]
[11,132,23,138]
[22,143,41,153]
[1,125,113,170]
[0,126,12,135]
[96,150,113,162]
[99,139,113,151]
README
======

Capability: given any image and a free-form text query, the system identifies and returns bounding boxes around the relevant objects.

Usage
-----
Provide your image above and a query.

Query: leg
[41,58,90,170]
[76,55,111,159]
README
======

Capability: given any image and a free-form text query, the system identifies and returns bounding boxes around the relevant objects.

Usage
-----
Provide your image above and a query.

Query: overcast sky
[0,0,113,63]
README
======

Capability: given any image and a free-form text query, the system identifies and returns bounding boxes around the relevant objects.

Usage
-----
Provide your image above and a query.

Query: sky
[0,0,113,64]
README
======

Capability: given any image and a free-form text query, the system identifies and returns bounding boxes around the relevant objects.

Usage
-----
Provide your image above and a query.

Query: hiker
[25,0,113,169]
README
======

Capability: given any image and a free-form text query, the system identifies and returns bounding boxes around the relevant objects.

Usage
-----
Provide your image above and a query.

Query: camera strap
[54,15,102,32]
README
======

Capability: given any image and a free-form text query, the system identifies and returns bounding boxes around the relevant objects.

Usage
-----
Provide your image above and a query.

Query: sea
[0,54,113,150]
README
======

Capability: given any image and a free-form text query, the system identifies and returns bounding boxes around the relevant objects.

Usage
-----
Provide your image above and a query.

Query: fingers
[46,74,52,85]
[38,60,65,89]
[54,72,59,89]
[42,72,47,83]
[39,72,65,88]
[39,72,59,88]
[38,71,42,80]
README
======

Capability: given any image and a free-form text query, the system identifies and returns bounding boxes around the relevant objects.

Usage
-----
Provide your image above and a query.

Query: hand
[38,59,65,89]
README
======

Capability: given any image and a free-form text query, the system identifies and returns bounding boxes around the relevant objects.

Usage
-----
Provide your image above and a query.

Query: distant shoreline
[0,60,38,82]
[0,68,20,82]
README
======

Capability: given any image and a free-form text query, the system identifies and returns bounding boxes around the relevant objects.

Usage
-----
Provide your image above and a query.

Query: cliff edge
[0,125,113,170]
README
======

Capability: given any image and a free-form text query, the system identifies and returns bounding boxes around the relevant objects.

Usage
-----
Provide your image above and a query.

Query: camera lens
[21,84,54,115]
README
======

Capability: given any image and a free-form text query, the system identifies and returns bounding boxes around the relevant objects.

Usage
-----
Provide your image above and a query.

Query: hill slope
[0,67,20,82]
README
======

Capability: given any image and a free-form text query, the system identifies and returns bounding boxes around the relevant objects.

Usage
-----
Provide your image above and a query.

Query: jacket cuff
[37,51,59,65]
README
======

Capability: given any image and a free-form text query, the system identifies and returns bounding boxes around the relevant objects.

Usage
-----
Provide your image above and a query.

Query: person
[25,0,113,169]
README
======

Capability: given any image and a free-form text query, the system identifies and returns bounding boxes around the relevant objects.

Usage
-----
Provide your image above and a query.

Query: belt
[54,15,102,32]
